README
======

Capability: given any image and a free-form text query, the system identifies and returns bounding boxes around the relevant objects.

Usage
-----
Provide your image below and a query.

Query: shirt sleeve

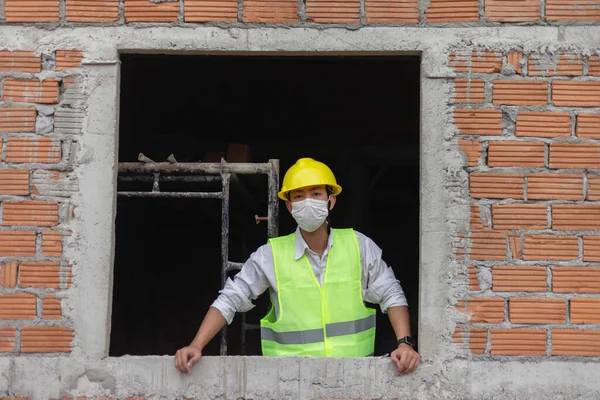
[355,231,409,313]
[210,244,272,325]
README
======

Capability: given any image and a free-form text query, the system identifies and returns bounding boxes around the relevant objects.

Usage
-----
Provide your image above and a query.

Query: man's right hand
[174,345,202,375]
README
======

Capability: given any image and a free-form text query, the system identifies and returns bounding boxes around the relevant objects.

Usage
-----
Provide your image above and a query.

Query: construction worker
[174,158,420,375]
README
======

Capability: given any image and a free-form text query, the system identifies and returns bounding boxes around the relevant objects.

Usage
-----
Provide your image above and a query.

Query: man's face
[285,185,336,214]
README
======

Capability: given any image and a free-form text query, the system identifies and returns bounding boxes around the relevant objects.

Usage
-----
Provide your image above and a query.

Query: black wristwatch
[397,336,415,348]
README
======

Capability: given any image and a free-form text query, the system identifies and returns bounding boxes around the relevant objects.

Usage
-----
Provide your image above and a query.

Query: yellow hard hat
[278,158,342,200]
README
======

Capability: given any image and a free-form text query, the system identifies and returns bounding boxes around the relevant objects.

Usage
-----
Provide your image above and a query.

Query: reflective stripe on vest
[260,228,376,357]
[261,314,376,344]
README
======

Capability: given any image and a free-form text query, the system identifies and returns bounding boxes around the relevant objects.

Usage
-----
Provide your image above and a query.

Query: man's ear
[328,195,336,211]
[286,201,293,213]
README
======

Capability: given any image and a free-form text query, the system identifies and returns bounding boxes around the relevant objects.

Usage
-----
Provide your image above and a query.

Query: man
[174,158,420,375]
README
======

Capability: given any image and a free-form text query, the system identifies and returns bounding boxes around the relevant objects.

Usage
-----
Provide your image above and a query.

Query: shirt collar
[293,226,334,260]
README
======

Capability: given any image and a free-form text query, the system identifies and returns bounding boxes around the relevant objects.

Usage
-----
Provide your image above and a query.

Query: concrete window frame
[71,29,450,386]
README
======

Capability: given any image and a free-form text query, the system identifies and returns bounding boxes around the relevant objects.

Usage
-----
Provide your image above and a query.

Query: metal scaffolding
[117,159,280,355]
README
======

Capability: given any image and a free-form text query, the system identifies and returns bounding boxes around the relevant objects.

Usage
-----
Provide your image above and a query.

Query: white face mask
[291,197,329,232]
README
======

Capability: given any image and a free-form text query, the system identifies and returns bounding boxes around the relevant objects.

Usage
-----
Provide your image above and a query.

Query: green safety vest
[260,228,376,357]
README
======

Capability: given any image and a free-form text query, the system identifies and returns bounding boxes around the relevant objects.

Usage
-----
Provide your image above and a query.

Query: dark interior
[110,54,421,357]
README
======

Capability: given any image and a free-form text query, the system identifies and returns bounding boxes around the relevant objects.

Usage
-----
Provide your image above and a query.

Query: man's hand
[175,345,202,375]
[390,344,420,376]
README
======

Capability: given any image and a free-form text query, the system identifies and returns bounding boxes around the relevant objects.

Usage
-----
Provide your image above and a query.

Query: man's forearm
[387,305,412,340]
[189,306,227,350]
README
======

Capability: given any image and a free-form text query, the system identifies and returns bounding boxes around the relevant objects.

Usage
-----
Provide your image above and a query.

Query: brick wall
[0,49,80,355]
[452,50,600,357]
[0,0,599,25]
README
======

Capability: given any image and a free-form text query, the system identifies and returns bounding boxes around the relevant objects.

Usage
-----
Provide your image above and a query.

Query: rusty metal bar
[118,175,221,183]
[117,192,223,199]
[267,159,280,239]
[119,162,273,175]
[226,261,243,272]
[220,173,231,356]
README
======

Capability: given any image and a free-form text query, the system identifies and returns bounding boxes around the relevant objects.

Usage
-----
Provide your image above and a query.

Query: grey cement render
[0,25,599,399]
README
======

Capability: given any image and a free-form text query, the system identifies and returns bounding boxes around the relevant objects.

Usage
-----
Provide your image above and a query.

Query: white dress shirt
[211,226,408,325]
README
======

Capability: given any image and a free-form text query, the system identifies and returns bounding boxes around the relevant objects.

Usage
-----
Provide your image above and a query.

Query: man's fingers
[175,351,184,373]
[189,352,201,367]
[390,350,400,365]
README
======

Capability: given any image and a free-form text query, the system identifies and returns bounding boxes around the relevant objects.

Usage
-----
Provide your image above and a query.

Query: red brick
[571,298,600,324]
[32,170,78,198]
[365,0,418,23]
[0,231,36,257]
[42,230,63,257]
[576,113,600,139]
[20,262,71,289]
[553,267,600,293]
[485,0,540,22]
[527,173,583,201]
[528,54,583,76]
[2,200,59,227]
[457,297,504,322]
[42,294,62,320]
[506,51,523,74]
[0,327,16,352]
[552,329,600,356]
[487,141,545,167]
[449,50,502,73]
[549,142,600,169]
[470,203,488,230]
[470,172,524,199]
[523,234,578,261]
[509,234,522,259]
[552,204,600,230]
[0,51,41,73]
[242,0,298,22]
[0,107,36,133]
[66,0,120,22]
[468,265,479,291]
[124,0,180,22]
[546,0,600,21]
[459,140,481,167]
[56,50,84,71]
[0,261,19,288]
[0,294,37,320]
[452,327,487,354]
[5,0,60,22]
[492,265,547,292]
[583,236,600,262]
[469,229,507,261]
[589,56,600,77]
[306,0,360,22]
[453,108,502,135]
[552,81,600,107]
[0,169,30,196]
[6,137,61,164]
[184,0,237,21]
[492,204,547,230]
[20,326,73,353]
[426,0,479,22]
[515,111,571,138]
[453,79,485,104]
[493,80,548,106]
[3,79,59,104]
[491,328,546,356]
[509,297,565,324]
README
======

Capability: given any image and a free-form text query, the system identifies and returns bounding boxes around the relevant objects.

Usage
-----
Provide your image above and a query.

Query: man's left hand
[390,344,420,376]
